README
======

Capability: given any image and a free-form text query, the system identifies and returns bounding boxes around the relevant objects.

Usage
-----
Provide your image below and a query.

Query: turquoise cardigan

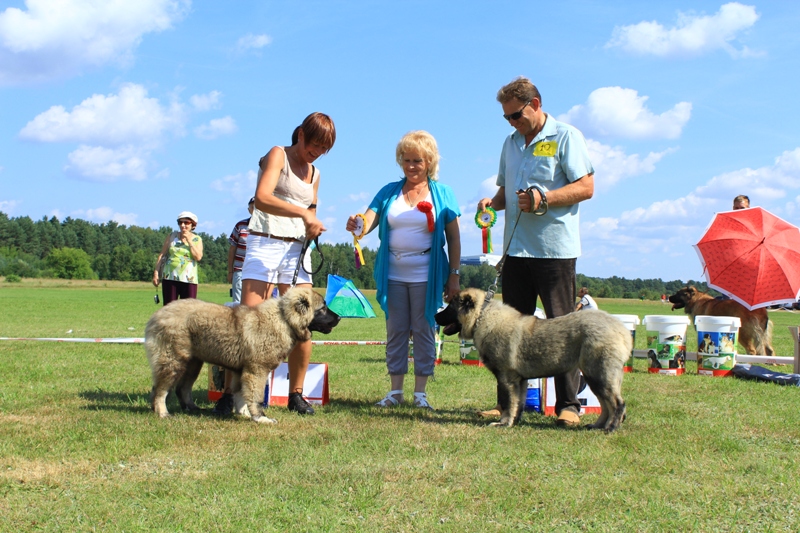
[369,178,461,327]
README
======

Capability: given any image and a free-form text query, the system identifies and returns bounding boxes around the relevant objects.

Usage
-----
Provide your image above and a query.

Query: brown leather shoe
[478,405,502,418]
[556,410,581,427]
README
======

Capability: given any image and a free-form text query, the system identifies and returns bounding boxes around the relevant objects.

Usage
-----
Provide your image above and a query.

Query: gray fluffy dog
[145,287,339,424]
[435,288,630,432]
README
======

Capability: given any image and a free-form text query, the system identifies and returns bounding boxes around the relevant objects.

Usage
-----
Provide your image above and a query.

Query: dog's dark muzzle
[668,294,686,310]
[435,303,461,336]
[310,309,340,334]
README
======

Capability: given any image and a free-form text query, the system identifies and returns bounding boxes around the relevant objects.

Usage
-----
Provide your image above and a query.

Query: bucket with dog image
[695,315,741,377]
[612,314,640,373]
[459,338,483,366]
[643,315,690,375]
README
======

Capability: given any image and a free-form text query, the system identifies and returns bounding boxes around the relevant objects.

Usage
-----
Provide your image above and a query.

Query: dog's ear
[460,292,476,313]
[294,293,311,316]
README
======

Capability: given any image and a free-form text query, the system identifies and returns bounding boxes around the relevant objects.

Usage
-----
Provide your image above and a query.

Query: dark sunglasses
[503,101,531,121]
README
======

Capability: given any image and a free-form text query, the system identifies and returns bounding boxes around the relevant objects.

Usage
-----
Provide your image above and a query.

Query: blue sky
[2,1,800,282]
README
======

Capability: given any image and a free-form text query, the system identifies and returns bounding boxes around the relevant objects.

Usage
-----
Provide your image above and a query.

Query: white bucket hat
[176,211,198,226]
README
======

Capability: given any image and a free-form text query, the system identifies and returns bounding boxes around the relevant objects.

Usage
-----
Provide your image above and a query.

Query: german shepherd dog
[435,288,630,432]
[668,286,774,355]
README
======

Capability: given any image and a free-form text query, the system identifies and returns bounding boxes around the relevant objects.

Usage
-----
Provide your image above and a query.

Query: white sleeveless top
[249,148,317,239]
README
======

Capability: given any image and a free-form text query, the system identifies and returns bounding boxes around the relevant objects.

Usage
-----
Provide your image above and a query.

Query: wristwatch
[450,268,460,276]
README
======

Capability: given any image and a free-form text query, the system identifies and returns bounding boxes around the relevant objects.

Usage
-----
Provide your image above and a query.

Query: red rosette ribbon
[416,201,434,232]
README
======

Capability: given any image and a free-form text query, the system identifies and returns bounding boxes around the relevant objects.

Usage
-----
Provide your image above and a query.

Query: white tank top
[249,148,316,239]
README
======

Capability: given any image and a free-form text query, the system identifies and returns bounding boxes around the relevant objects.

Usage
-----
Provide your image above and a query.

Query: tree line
[0,212,708,296]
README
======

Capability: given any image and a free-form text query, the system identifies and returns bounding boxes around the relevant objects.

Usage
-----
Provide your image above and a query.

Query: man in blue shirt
[478,76,594,428]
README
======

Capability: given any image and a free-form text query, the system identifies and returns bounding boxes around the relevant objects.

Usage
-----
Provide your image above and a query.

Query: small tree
[45,247,94,279]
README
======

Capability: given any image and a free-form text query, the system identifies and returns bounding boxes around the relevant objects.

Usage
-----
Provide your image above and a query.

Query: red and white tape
[0,337,386,346]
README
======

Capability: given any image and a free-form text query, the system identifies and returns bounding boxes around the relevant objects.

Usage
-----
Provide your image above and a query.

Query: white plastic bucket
[643,315,691,375]
[694,315,741,377]
[612,314,640,373]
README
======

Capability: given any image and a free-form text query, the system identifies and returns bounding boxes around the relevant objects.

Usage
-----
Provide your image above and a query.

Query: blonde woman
[346,131,461,410]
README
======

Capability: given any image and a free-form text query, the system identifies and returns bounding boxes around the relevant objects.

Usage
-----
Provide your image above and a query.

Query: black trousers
[500,256,581,415]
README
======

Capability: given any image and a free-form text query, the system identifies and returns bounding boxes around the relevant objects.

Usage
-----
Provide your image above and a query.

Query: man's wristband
[450,268,460,276]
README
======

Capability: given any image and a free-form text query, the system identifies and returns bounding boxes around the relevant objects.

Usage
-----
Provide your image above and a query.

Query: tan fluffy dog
[435,288,630,432]
[145,288,339,423]
[668,286,774,355]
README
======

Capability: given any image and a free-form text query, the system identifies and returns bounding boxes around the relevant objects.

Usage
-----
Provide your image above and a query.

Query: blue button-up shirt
[497,114,593,258]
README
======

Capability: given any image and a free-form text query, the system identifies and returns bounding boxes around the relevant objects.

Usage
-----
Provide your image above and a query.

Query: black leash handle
[291,236,324,287]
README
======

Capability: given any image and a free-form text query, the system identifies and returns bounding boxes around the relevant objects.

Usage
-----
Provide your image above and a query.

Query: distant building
[460,254,502,267]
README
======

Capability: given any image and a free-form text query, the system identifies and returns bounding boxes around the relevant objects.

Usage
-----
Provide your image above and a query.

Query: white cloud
[580,146,800,278]
[606,2,761,59]
[19,83,186,144]
[587,139,676,190]
[0,0,189,84]
[558,87,691,140]
[69,206,139,226]
[194,116,237,140]
[0,199,20,214]
[65,145,150,182]
[236,33,272,52]
[210,170,258,205]
[190,90,222,111]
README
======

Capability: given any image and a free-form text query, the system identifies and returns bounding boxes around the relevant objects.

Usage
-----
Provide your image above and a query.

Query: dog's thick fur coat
[145,288,339,423]
[435,288,630,432]
[668,286,774,355]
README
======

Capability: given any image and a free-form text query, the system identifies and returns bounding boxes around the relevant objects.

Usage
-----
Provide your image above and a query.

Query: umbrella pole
[791,327,800,374]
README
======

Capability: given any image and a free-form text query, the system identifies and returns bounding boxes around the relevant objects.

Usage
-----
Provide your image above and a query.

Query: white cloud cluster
[19,83,185,182]
[0,199,20,214]
[19,83,236,181]
[236,33,272,52]
[580,146,800,278]
[606,2,760,59]
[0,0,190,84]
[19,83,185,144]
[559,87,691,140]
[587,139,676,190]
[210,170,258,206]
[61,206,139,226]
[195,116,238,140]
[190,91,222,111]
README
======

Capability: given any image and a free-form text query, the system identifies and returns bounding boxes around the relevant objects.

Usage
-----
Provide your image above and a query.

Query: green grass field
[1,280,799,532]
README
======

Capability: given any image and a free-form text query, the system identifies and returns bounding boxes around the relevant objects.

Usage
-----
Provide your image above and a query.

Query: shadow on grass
[79,388,223,416]
[323,396,560,429]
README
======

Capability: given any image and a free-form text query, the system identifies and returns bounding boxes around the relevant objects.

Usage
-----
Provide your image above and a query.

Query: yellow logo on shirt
[533,141,557,157]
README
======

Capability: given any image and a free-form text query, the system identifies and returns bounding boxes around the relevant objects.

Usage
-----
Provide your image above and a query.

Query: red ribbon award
[475,207,497,253]
[416,201,434,232]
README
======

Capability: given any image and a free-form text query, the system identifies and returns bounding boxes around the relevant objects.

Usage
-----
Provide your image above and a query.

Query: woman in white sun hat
[153,211,204,305]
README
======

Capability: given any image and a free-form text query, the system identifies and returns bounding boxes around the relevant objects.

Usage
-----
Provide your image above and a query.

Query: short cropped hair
[497,76,542,106]
[733,195,750,207]
[300,112,336,152]
[395,130,440,181]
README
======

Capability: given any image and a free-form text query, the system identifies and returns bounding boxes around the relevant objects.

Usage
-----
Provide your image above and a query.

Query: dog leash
[483,207,525,309]
[290,236,324,288]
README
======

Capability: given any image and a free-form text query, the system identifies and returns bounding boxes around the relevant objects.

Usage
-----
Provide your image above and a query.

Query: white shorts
[241,235,312,285]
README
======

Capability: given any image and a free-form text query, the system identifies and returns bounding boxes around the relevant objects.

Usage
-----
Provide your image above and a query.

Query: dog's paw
[252,415,277,424]
[489,420,512,428]
[236,404,252,418]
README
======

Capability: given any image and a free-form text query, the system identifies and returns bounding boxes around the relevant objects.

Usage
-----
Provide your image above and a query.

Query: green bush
[4,273,21,282]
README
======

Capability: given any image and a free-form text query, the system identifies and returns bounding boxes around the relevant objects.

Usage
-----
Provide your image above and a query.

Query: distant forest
[0,212,710,298]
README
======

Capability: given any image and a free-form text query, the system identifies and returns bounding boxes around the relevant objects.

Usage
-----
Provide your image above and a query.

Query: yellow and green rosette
[475,207,497,254]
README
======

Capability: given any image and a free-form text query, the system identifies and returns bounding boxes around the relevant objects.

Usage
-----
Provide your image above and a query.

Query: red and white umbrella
[694,207,800,310]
